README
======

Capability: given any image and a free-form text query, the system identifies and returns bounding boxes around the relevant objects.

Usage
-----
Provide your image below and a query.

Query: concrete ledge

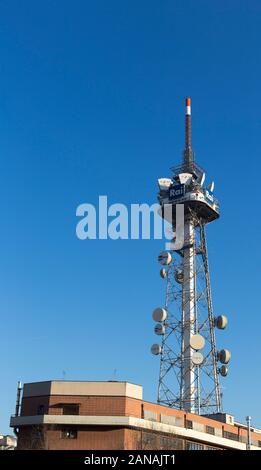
[10,415,261,450]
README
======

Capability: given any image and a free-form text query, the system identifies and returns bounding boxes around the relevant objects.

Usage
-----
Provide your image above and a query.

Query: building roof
[22,381,143,400]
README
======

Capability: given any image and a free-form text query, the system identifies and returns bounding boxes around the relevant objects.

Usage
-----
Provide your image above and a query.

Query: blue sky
[0,0,261,434]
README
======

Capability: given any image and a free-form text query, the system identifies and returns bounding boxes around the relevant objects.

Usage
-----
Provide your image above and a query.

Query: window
[186,420,193,429]
[223,431,238,441]
[141,432,156,449]
[186,441,204,450]
[206,425,215,435]
[160,436,183,450]
[37,405,45,415]
[160,436,170,447]
[62,404,79,415]
[61,429,78,439]
[258,441,261,448]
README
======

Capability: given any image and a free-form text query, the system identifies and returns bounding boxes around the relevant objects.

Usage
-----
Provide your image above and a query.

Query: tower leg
[182,215,196,413]
[200,223,222,413]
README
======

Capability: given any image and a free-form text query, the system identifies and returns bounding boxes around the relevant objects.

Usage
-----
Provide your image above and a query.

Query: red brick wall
[49,396,127,416]
[48,427,125,450]
[17,426,186,450]
[21,396,127,416]
[21,396,50,416]
[18,426,125,450]
[21,395,143,418]
[19,393,261,446]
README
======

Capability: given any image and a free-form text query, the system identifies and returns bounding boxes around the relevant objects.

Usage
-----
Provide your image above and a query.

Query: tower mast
[182,96,196,413]
[153,98,230,415]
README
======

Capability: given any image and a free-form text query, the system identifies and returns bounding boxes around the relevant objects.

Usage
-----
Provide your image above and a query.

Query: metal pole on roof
[246,416,252,450]
[15,381,22,417]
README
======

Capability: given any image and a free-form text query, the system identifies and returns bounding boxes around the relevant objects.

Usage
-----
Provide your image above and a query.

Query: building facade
[10,381,261,450]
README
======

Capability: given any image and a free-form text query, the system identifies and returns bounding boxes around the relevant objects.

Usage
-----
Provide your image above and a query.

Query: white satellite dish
[218,349,231,364]
[151,344,162,355]
[178,173,192,185]
[160,268,167,279]
[157,178,172,191]
[158,251,172,266]
[192,351,204,365]
[219,365,228,377]
[152,308,167,323]
[215,315,228,330]
[218,366,228,377]
[154,324,165,335]
[190,334,205,350]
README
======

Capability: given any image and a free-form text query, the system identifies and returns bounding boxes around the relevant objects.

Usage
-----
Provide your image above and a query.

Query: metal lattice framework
[157,210,222,414]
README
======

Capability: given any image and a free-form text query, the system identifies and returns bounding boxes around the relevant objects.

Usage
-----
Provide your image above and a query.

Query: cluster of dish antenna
[157,175,215,192]
[151,251,231,377]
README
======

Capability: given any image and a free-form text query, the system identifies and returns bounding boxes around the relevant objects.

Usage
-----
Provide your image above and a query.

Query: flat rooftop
[22,381,143,400]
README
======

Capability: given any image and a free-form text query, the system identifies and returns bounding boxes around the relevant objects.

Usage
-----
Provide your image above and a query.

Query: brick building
[10,381,261,450]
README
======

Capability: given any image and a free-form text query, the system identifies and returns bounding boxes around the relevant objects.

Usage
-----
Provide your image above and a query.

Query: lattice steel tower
[151,98,230,415]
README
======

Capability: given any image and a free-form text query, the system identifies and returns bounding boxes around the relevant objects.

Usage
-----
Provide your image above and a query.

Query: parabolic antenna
[154,324,165,335]
[152,307,167,323]
[192,352,204,366]
[160,268,167,279]
[178,172,192,185]
[158,178,172,191]
[190,334,205,350]
[151,344,162,355]
[218,349,231,364]
[215,315,228,330]
[158,251,172,266]
[175,270,184,284]
[219,365,228,377]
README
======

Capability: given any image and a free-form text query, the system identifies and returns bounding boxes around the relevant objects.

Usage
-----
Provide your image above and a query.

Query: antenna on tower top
[184,97,193,165]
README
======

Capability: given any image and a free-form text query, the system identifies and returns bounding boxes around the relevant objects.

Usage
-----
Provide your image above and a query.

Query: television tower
[151,98,230,415]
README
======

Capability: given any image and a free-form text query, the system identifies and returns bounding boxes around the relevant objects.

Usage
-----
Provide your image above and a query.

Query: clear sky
[0,0,260,434]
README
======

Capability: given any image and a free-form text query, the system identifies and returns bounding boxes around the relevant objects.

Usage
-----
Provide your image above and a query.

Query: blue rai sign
[169,184,185,200]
